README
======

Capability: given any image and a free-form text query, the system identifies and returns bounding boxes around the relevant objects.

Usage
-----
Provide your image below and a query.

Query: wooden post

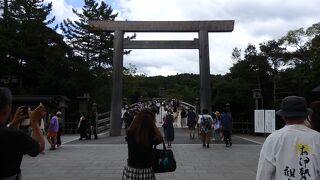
[198,30,211,113]
[110,30,124,136]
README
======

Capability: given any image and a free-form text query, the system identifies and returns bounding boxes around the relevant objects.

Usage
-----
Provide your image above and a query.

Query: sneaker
[207,144,209,148]
[49,147,56,151]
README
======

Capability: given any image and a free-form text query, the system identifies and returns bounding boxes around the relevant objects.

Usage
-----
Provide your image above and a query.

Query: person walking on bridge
[180,108,187,128]
[187,109,197,139]
[198,109,213,148]
[163,109,174,148]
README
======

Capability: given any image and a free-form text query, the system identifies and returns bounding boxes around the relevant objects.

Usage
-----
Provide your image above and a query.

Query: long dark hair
[127,108,157,147]
[310,101,320,132]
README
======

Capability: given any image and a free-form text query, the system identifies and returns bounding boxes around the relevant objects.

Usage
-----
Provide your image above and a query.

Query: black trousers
[79,127,87,139]
[88,126,98,139]
[223,130,232,145]
[56,130,61,145]
[57,123,62,145]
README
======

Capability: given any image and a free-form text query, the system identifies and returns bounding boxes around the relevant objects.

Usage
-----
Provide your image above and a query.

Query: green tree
[60,0,134,69]
[259,40,286,107]
[0,0,69,93]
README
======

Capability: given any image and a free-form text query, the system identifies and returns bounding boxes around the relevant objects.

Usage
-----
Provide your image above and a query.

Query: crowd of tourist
[1,86,320,179]
[120,99,233,149]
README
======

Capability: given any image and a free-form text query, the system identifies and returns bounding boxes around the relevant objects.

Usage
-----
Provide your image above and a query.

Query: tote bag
[152,141,176,173]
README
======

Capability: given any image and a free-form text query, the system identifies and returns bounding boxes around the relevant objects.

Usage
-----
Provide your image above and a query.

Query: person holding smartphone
[0,87,45,179]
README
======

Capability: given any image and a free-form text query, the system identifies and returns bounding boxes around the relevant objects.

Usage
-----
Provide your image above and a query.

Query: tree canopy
[1,0,319,128]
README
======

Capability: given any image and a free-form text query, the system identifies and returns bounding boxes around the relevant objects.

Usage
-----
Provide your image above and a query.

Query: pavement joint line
[61,131,108,145]
[98,132,108,136]
[61,137,80,145]
[63,143,260,147]
[234,135,263,145]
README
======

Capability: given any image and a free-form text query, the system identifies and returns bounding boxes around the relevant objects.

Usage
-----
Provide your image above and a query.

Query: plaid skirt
[122,165,155,180]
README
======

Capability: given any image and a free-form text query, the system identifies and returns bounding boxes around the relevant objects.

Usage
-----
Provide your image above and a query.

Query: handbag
[152,140,176,173]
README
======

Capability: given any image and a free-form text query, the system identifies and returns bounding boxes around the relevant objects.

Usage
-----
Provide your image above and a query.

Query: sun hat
[276,96,311,117]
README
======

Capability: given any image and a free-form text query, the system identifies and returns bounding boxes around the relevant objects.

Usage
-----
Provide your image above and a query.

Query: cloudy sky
[45,0,319,76]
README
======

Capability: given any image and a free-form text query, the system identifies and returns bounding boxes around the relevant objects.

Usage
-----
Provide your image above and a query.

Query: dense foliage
[1,0,319,128]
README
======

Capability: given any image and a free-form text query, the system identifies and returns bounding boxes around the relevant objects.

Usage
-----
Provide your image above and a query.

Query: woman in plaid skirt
[123,108,163,180]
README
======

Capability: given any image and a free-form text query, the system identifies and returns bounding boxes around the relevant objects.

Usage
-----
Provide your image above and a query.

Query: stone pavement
[20,132,265,180]
[67,129,258,145]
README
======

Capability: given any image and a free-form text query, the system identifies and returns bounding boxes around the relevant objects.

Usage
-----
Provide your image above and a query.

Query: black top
[0,123,40,178]
[181,109,187,118]
[79,118,87,129]
[126,133,157,168]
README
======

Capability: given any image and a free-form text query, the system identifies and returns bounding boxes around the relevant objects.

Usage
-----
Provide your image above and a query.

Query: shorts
[188,124,196,130]
[47,131,57,138]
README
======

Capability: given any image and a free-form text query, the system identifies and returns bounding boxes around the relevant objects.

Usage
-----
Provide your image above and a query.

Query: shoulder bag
[152,140,176,173]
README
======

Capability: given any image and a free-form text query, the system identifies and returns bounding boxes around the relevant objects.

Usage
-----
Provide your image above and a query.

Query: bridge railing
[232,118,254,134]
[95,112,110,134]
[180,101,196,110]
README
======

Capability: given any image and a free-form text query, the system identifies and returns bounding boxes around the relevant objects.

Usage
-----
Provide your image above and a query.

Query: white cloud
[115,0,319,76]
[44,0,79,23]
[45,0,320,76]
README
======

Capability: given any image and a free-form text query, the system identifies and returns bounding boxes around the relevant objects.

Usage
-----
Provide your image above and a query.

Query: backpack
[201,115,212,132]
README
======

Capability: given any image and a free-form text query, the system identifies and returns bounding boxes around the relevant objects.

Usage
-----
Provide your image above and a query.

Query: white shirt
[256,124,320,180]
[197,114,213,124]
[121,108,126,118]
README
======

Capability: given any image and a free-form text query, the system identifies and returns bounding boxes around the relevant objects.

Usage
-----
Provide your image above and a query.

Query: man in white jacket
[256,96,320,180]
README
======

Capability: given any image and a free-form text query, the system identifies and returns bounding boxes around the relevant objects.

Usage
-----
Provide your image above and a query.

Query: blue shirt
[220,113,232,131]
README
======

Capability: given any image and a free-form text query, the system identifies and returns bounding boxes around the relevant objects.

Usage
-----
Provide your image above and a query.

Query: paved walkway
[67,129,258,145]
[20,108,266,179]
[21,132,265,180]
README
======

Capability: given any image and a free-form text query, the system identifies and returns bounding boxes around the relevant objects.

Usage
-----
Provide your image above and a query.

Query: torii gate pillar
[199,30,211,114]
[110,30,124,136]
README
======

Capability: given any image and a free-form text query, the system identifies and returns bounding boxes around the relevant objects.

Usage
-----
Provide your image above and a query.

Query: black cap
[276,96,311,117]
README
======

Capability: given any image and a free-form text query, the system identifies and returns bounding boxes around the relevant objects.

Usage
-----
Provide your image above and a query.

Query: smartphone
[20,106,36,126]
[21,106,29,117]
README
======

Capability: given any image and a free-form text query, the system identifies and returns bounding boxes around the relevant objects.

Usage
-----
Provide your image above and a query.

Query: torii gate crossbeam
[89,20,234,136]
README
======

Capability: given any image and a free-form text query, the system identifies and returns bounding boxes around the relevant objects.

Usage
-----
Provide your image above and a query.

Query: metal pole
[198,30,211,113]
[160,105,162,123]
[255,98,259,109]
[95,112,98,134]
[110,30,124,136]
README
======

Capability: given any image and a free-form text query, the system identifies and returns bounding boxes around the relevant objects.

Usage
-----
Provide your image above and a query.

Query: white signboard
[254,110,265,133]
[265,110,276,133]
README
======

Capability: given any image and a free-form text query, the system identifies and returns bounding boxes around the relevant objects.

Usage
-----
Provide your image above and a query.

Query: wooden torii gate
[89,20,234,136]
